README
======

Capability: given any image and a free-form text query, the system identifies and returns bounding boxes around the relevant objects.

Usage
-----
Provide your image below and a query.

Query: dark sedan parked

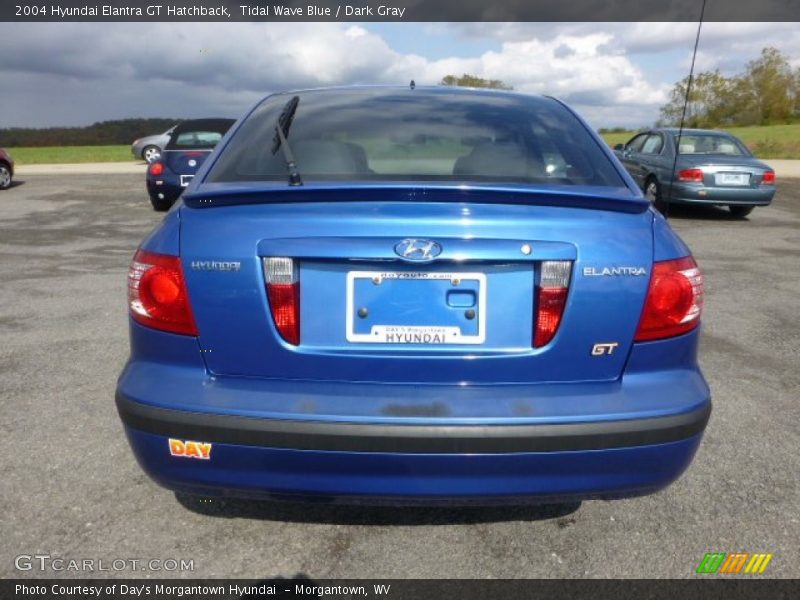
[146,118,234,211]
[614,128,775,218]
[0,148,14,190]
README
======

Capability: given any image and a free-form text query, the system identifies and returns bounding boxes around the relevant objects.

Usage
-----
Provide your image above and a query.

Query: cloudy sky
[1,21,798,129]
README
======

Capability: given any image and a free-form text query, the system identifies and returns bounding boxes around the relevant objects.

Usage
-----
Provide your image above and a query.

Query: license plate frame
[345,270,487,344]
[180,174,195,187]
[714,172,750,186]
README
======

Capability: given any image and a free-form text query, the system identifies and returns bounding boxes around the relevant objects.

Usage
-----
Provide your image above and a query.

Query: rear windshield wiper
[271,96,303,186]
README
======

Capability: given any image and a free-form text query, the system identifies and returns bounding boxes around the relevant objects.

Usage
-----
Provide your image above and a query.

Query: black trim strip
[116,393,710,454]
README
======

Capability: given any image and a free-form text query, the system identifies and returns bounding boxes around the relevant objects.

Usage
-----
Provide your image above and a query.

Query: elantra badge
[394,239,442,262]
[583,266,647,277]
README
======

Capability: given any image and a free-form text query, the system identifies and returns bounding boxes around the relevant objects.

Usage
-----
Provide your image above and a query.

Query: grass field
[7,145,136,165]
[6,123,800,164]
[600,123,800,159]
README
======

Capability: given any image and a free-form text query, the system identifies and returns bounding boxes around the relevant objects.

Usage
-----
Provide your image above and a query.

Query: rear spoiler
[183,183,649,214]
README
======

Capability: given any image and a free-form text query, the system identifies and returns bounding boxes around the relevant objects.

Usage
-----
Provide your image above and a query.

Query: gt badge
[592,342,619,356]
[169,438,212,459]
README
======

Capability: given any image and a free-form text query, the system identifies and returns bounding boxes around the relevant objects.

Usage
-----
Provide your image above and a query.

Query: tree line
[659,47,800,128]
[0,118,179,147]
[2,76,512,148]
[440,74,513,90]
[3,49,796,149]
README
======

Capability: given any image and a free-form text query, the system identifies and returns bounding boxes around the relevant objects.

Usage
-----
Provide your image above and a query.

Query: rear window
[206,89,625,187]
[677,134,749,156]
[166,119,234,150]
[173,131,223,148]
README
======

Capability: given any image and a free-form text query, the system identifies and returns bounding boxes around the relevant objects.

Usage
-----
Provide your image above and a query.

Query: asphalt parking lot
[1,173,798,579]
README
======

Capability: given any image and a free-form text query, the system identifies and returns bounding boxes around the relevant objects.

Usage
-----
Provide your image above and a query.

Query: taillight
[148,162,164,176]
[761,170,775,185]
[263,257,300,345]
[128,249,197,335]
[534,260,571,348]
[678,168,704,183]
[635,256,703,342]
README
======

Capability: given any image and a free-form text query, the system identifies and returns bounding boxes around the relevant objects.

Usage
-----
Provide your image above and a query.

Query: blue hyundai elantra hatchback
[117,86,710,504]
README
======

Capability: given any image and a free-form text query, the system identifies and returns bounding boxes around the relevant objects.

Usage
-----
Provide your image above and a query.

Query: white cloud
[404,33,668,123]
[0,22,797,129]
[449,22,800,59]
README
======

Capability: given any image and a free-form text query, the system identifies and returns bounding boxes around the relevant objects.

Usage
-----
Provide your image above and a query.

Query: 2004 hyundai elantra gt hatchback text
[116,86,711,504]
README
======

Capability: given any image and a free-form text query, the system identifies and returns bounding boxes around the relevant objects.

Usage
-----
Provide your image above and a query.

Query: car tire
[149,194,173,212]
[729,205,754,219]
[0,163,12,190]
[644,178,666,213]
[142,145,161,163]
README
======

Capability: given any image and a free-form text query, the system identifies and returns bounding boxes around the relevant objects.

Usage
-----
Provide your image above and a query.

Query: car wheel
[729,205,754,219]
[142,145,161,163]
[644,178,666,213]
[149,194,173,212]
[0,163,11,190]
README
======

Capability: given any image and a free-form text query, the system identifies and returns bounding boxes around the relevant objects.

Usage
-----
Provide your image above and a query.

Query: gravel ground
[0,174,798,579]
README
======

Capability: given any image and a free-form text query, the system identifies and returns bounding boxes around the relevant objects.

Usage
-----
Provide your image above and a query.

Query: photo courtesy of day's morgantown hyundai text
[116,86,710,504]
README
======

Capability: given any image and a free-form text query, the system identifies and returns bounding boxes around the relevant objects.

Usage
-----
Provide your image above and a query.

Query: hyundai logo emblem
[394,239,442,262]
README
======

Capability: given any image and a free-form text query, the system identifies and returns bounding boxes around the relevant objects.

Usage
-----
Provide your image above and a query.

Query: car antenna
[410,80,416,90]
[665,0,706,220]
[271,95,303,186]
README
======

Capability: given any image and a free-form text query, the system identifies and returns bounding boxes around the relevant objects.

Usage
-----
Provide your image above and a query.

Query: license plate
[346,271,486,344]
[180,174,194,187]
[715,172,749,186]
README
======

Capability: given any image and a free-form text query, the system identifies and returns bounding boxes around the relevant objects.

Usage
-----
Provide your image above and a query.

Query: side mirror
[613,143,624,151]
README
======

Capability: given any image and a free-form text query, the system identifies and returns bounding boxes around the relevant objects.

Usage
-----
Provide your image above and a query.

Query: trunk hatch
[180,194,653,384]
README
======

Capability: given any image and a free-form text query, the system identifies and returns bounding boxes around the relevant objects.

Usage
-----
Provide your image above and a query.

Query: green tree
[794,67,800,119]
[0,118,180,147]
[658,47,798,128]
[659,70,734,128]
[742,47,794,124]
[439,74,513,90]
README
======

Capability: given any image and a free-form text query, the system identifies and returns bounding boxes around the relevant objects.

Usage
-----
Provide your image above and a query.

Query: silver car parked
[614,128,775,218]
[131,126,176,163]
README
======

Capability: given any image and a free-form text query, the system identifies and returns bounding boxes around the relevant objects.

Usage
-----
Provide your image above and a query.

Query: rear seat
[252,140,372,176]
[453,141,544,178]
[291,140,372,174]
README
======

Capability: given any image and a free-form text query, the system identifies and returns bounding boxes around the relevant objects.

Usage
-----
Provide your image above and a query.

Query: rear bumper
[117,392,709,454]
[146,177,181,203]
[668,182,775,206]
[116,384,710,503]
[121,422,705,503]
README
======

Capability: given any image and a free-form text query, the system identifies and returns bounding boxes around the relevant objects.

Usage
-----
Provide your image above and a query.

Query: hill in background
[0,119,180,147]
